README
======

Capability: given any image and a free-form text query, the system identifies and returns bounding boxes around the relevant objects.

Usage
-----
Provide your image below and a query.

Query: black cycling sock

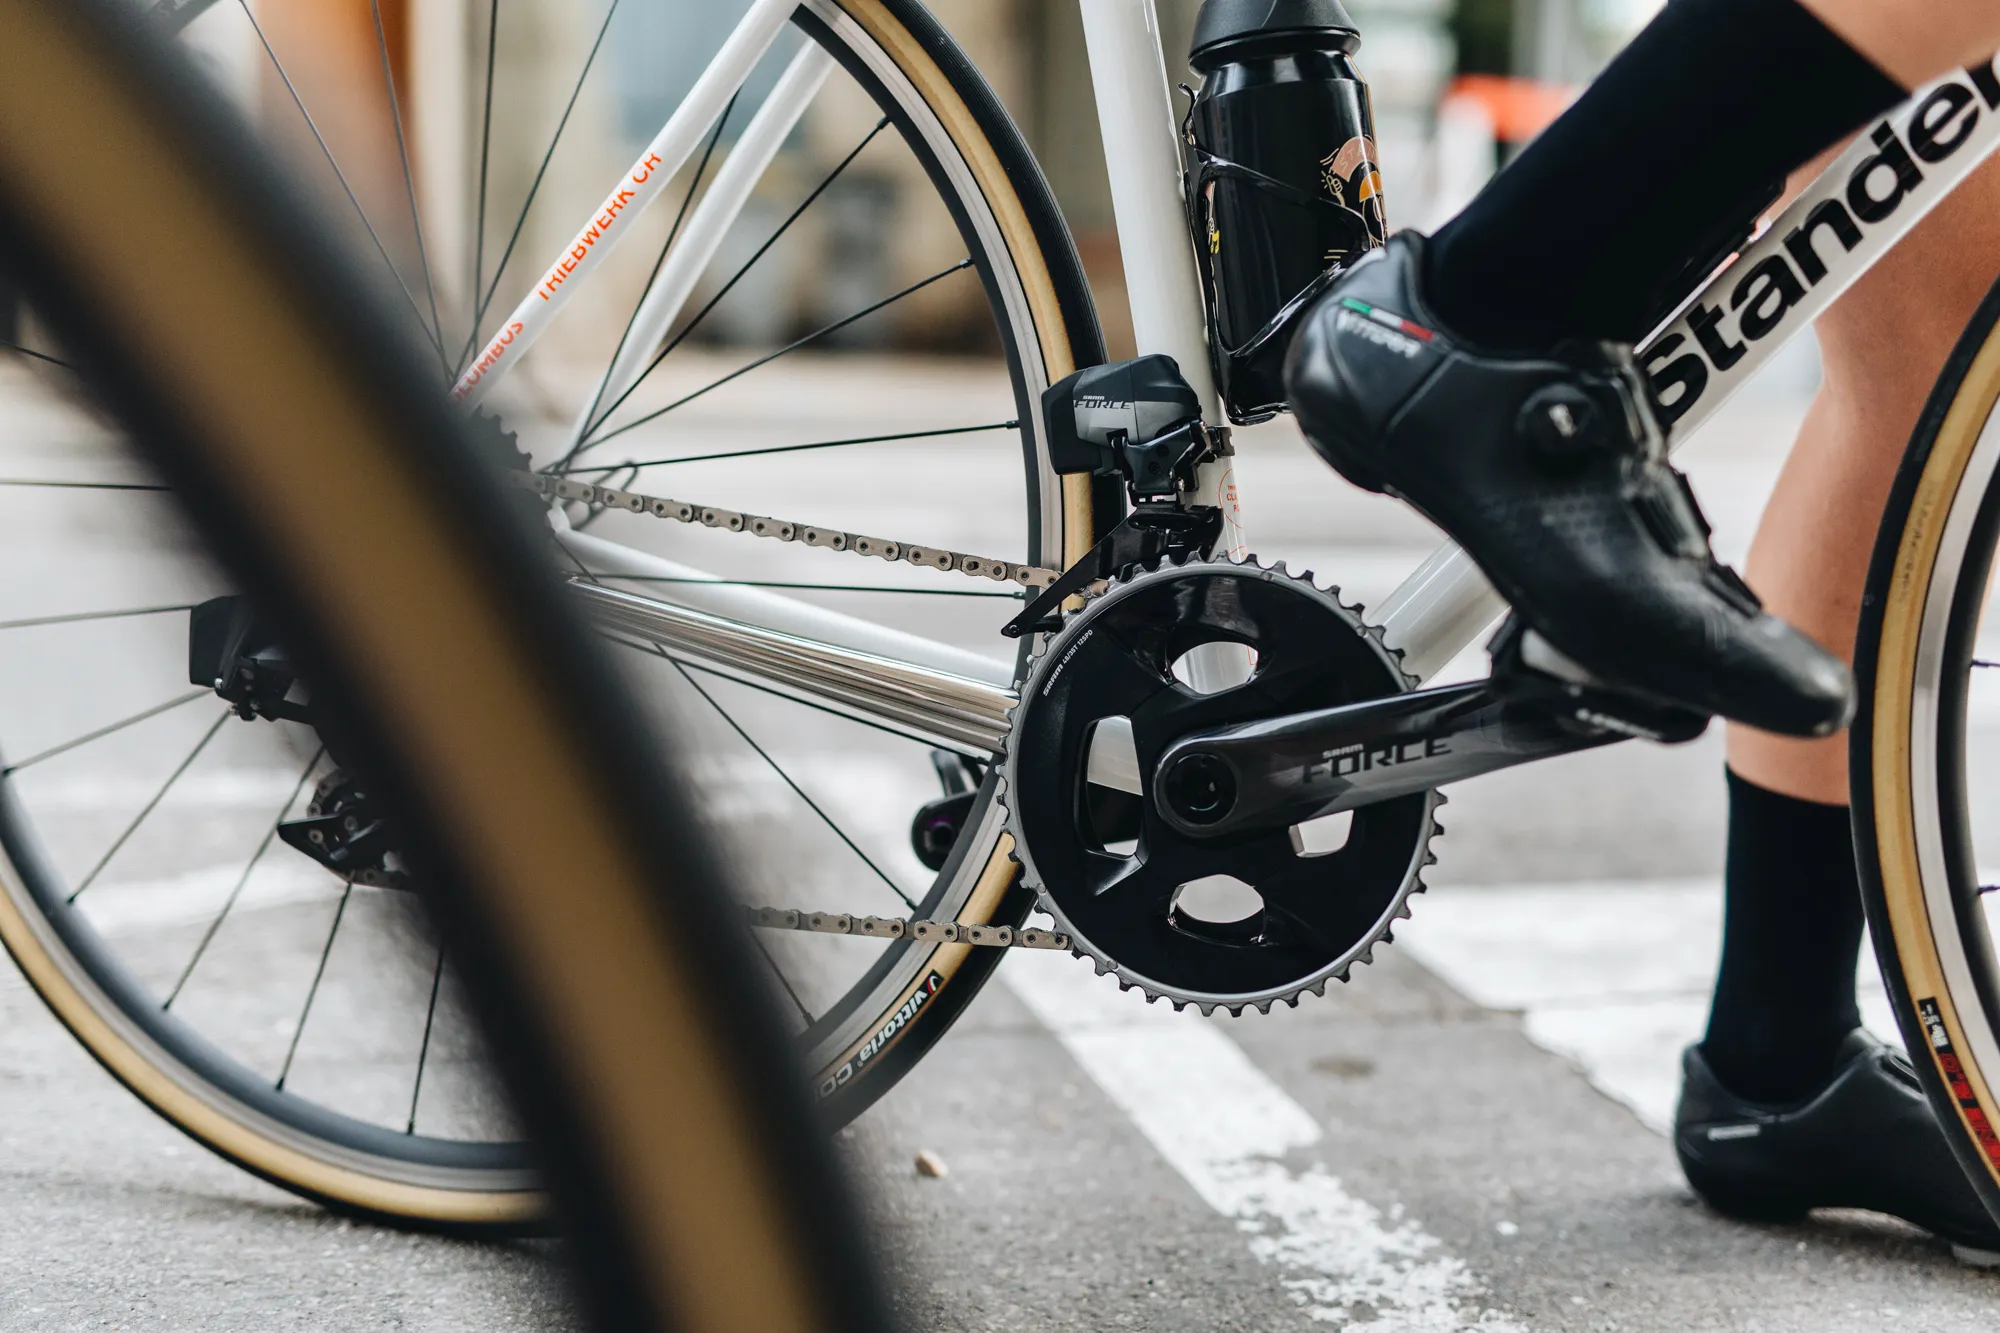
[1425,0,1905,349]
[1700,769,1865,1104]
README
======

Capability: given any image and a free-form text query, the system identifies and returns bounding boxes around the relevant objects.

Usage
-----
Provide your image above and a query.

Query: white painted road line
[1400,879,1899,1132]
[1002,948,1525,1332]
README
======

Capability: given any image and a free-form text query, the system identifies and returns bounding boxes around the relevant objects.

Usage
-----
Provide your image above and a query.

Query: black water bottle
[1184,0,1386,423]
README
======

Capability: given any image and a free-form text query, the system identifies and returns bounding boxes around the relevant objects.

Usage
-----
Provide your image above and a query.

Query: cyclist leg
[1676,153,2000,1252]
[1803,0,2000,87]
[1731,154,2000,807]
[1286,0,2000,734]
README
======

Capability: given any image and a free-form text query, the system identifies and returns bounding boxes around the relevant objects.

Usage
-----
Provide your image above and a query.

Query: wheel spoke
[464,0,623,356]
[571,92,742,445]
[234,0,449,369]
[68,708,230,903]
[568,543,923,909]
[0,478,169,492]
[471,0,499,320]
[668,657,918,911]
[405,945,446,1134]
[558,420,1018,476]
[275,878,353,1091]
[368,0,447,359]
[580,259,974,454]
[749,928,815,1029]
[0,604,196,632]
[0,340,70,371]
[569,116,893,453]
[165,746,325,1009]
[2,688,210,775]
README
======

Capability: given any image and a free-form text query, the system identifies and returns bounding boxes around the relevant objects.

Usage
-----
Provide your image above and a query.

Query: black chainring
[1004,559,1438,1013]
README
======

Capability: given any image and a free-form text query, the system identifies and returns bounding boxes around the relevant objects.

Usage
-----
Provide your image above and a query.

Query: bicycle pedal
[1489,617,1711,745]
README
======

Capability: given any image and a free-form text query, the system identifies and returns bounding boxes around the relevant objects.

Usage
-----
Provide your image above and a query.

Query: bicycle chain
[746,906,1070,950]
[513,469,1072,949]
[509,470,1062,591]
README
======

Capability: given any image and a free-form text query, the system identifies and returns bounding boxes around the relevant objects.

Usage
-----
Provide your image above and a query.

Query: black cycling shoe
[1283,233,1853,737]
[1676,1033,2000,1254]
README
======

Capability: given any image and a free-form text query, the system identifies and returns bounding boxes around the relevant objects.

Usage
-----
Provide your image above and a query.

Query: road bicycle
[3,0,2000,1240]
[0,0,889,1327]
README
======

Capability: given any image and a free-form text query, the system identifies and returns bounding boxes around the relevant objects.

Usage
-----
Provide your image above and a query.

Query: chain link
[747,906,1070,950]
[515,471,1062,591]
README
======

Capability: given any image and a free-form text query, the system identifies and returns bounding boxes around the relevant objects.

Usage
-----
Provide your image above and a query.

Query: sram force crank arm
[1151,629,1710,840]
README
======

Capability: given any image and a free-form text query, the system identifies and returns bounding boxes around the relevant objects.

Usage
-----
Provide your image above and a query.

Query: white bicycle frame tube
[567,44,834,447]
[450,0,796,406]
[1080,0,1251,696]
[1078,0,1245,562]
[1377,59,2000,681]
[438,4,2000,706]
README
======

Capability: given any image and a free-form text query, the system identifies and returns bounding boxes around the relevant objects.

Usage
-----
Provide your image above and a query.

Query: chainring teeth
[1000,555,1442,1014]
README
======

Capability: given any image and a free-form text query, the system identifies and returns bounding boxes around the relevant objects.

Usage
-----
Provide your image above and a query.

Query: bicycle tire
[0,0,1105,1227]
[1853,272,2000,1229]
[0,0,886,1326]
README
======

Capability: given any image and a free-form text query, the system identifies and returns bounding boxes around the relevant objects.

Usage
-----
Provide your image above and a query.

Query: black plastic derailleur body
[1003,354,1227,639]
[188,595,311,723]
[1149,619,1712,840]
[189,595,410,887]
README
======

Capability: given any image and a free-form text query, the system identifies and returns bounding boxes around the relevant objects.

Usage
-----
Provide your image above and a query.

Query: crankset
[1003,557,1440,1013]
[1002,559,1712,1014]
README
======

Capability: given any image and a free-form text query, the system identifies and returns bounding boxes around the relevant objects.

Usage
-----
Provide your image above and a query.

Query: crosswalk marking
[1399,878,1898,1132]
[1003,948,1525,1332]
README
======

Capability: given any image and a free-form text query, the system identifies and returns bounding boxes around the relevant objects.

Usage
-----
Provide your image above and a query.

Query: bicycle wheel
[1853,273,2000,1230]
[0,0,884,1325]
[0,0,1102,1225]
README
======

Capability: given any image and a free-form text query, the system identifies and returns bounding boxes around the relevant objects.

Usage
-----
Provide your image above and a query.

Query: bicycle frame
[162,0,2000,747]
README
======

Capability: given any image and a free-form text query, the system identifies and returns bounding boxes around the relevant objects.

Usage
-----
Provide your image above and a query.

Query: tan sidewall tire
[1859,282,2000,1215]
[0,0,1099,1227]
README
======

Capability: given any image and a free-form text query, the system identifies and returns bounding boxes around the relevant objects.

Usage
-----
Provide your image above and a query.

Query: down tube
[1378,58,2000,683]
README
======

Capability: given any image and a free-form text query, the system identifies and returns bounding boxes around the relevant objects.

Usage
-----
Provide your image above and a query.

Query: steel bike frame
[458,2,2000,699]
[157,0,2000,760]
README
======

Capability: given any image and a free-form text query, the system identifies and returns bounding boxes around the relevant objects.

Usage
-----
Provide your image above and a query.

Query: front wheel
[1853,272,2000,1229]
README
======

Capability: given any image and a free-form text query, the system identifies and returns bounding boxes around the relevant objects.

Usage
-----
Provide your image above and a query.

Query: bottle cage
[1181,96,1380,383]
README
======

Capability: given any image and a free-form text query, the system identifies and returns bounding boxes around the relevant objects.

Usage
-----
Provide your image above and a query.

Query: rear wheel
[0,0,1101,1227]
[0,1,888,1323]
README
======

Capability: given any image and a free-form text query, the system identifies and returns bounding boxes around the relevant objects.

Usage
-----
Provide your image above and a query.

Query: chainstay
[512,471,1062,591]
[747,906,1070,950]
[521,461,1069,950]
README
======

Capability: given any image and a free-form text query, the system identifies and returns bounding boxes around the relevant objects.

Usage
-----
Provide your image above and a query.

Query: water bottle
[1184,0,1387,423]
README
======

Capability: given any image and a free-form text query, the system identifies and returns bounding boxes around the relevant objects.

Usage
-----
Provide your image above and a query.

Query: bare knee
[1814,152,2000,418]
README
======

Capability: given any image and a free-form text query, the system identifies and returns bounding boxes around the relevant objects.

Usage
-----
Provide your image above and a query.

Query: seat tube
[1080,0,1251,691]
[1077,0,1244,558]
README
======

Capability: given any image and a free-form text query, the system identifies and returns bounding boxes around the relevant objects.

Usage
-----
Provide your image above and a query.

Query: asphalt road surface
[4,345,1999,1331]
